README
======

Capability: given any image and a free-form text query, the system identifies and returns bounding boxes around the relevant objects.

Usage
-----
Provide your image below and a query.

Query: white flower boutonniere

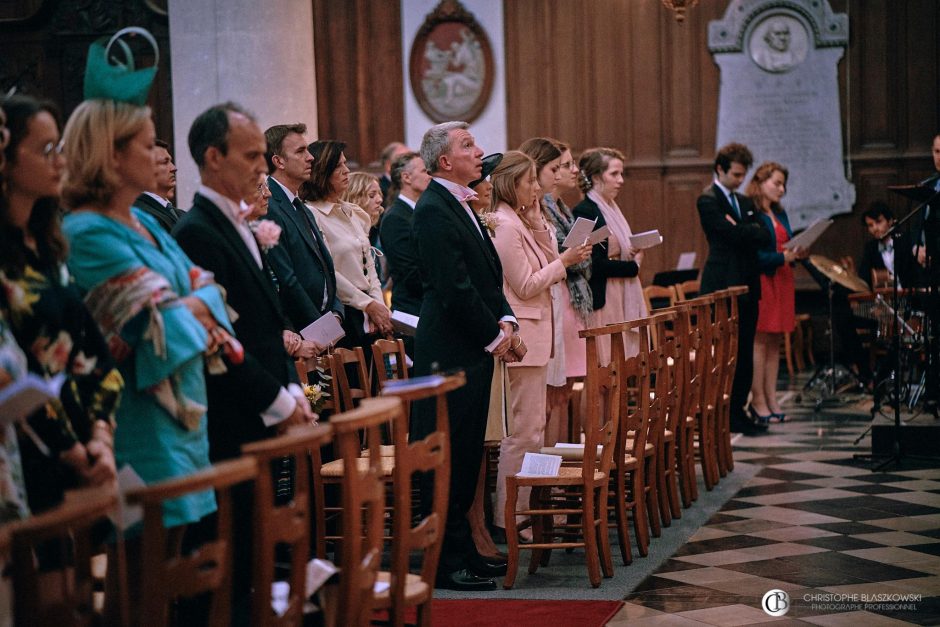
[249,219,282,252]
[478,212,497,237]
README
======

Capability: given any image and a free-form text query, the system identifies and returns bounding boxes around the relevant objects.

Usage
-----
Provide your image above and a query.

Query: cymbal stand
[803,277,855,410]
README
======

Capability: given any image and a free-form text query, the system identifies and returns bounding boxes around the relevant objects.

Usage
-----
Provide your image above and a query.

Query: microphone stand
[855,186,940,470]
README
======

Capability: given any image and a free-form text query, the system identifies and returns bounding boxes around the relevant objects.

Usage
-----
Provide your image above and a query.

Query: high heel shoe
[769,412,788,423]
[748,405,773,425]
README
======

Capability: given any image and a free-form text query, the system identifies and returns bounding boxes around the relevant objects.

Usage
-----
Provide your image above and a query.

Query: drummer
[858,202,921,290]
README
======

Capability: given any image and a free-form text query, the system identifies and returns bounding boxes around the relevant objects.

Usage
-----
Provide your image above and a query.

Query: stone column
[168,0,318,208]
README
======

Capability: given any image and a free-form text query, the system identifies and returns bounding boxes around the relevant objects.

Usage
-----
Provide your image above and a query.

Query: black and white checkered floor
[610,392,940,625]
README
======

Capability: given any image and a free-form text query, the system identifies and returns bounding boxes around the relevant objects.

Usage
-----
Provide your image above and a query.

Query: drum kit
[806,254,930,414]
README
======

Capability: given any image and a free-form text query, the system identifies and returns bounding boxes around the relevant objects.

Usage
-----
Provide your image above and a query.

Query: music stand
[854,183,940,470]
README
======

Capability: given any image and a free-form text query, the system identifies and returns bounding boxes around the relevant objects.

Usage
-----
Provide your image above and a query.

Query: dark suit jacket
[572,195,639,311]
[134,193,180,233]
[264,178,343,330]
[380,197,423,315]
[859,231,919,289]
[412,180,513,372]
[697,183,771,299]
[755,209,794,276]
[172,192,296,461]
[911,172,940,282]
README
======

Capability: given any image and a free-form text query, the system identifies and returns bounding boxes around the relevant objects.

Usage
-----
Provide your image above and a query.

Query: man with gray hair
[411,121,517,590]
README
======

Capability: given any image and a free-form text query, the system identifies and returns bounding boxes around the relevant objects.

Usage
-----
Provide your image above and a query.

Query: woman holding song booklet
[573,147,648,363]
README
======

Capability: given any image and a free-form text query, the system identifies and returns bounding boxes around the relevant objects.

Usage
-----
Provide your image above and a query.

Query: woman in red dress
[747,162,807,422]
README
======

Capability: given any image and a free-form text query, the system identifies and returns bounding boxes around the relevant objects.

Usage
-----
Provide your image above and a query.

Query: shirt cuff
[484,330,505,354]
[261,384,303,427]
[500,315,519,332]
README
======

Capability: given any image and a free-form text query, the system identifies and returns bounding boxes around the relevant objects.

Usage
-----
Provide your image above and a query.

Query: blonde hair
[342,171,380,209]
[60,99,152,209]
[489,150,535,211]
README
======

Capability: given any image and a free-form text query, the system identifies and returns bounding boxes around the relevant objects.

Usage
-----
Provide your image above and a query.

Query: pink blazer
[490,203,566,368]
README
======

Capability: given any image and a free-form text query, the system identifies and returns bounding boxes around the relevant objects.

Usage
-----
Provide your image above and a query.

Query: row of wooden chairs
[1,365,463,627]
[500,287,746,588]
[642,279,701,311]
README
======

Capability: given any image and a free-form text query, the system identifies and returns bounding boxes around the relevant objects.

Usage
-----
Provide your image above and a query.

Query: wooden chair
[506,319,619,588]
[125,457,258,627]
[651,312,683,525]
[686,293,721,491]
[715,286,747,476]
[643,285,677,311]
[331,347,372,412]
[295,353,340,416]
[329,397,403,627]
[7,486,117,627]
[674,279,701,301]
[371,338,410,451]
[242,424,333,627]
[666,301,701,509]
[378,373,466,627]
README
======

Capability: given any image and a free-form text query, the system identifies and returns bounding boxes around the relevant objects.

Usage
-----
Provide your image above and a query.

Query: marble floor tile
[655,567,758,586]
[734,488,860,506]
[851,531,940,547]
[842,546,938,565]
[719,505,847,526]
[747,526,838,542]
[768,461,873,477]
[864,514,940,531]
[675,603,784,625]
[876,490,940,507]
[801,610,913,626]
[797,477,869,488]
[606,601,666,623]
[688,527,741,542]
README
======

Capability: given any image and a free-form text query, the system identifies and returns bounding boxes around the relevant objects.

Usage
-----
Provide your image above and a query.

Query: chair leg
[665,443,682,519]
[528,488,545,575]
[581,490,602,588]
[596,486,614,578]
[503,479,521,589]
[612,472,632,565]
[630,470,650,557]
[645,456,661,538]
[656,447,672,528]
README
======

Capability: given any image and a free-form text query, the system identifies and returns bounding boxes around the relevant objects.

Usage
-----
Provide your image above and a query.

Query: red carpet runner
[374,599,624,626]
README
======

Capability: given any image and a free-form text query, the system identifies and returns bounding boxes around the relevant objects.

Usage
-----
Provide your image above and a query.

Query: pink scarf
[587,189,648,325]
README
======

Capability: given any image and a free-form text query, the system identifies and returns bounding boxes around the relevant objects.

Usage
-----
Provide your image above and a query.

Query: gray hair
[420,121,468,174]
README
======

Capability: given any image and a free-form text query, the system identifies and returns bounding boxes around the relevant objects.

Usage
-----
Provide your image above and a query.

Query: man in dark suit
[134,139,181,233]
[697,142,772,435]
[263,123,343,334]
[911,133,940,411]
[172,102,315,623]
[412,122,517,590]
[380,151,431,345]
[377,140,410,205]
[173,104,315,461]
[859,202,919,289]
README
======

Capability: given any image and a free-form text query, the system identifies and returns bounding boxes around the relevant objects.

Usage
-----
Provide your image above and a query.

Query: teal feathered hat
[83,27,159,105]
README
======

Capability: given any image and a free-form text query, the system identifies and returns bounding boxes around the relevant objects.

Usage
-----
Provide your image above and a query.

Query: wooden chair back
[242,424,334,627]
[296,353,340,416]
[642,285,677,312]
[381,373,466,625]
[332,347,372,412]
[8,487,117,627]
[674,279,701,301]
[330,397,403,627]
[372,338,410,423]
[125,457,258,627]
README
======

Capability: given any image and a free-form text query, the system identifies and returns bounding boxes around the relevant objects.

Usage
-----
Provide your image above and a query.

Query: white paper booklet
[517,452,562,477]
[562,217,610,248]
[390,310,419,337]
[629,229,664,250]
[300,313,345,347]
[784,218,832,251]
[677,252,696,270]
[0,372,64,424]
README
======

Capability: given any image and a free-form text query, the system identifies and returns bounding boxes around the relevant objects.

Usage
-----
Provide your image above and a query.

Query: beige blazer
[308,199,384,312]
[490,202,566,368]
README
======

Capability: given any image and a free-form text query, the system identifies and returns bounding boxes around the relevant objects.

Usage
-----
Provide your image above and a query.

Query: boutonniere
[478,212,497,237]
[249,219,282,252]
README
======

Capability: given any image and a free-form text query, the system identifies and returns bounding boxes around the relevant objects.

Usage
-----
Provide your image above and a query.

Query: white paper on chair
[516,452,562,477]
[676,252,696,270]
[305,558,339,598]
[629,229,664,250]
[0,372,64,424]
[300,313,345,347]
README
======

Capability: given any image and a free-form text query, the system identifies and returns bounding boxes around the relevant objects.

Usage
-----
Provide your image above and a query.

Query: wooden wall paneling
[589,1,631,151]
[623,173,663,283]
[627,0,662,163]
[853,0,898,151]
[312,0,404,168]
[661,172,712,281]
[902,0,940,152]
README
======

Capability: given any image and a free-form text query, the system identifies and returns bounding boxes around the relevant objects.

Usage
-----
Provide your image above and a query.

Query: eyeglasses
[41,140,64,162]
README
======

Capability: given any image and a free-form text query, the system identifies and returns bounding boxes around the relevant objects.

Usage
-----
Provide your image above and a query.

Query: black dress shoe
[468,554,508,577]
[435,569,497,591]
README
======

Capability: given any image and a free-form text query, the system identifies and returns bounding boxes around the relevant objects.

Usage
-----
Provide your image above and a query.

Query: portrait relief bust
[749,14,808,73]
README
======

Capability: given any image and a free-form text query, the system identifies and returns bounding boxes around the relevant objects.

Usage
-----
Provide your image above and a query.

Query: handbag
[83,27,160,105]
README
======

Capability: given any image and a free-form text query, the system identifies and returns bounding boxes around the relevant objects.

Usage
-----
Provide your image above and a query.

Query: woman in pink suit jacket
[488,151,591,536]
